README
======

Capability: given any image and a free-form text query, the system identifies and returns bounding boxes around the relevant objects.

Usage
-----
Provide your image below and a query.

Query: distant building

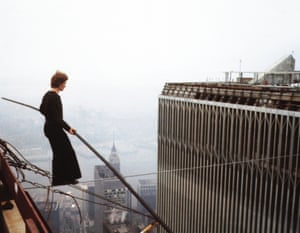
[35,201,60,233]
[137,179,156,225]
[80,184,96,232]
[157,57,300,232]
[94,142,131,233]
[110,143,120,171]
[87,185,95,221]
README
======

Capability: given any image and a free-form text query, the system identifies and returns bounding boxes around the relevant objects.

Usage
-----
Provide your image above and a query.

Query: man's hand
[69,128,76,135]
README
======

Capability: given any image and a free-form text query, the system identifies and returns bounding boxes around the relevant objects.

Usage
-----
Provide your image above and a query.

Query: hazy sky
[1,0,300,115]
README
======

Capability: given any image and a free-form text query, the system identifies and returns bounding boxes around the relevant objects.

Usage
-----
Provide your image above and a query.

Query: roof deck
[161,82,300,111]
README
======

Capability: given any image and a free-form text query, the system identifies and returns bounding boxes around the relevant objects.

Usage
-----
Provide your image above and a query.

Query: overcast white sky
[1,0,300,115]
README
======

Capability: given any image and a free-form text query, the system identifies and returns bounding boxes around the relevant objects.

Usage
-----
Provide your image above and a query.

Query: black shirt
[40,91,70,131]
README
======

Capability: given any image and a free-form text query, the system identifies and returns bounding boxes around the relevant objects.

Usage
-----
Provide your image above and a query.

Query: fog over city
[1,0,300,183]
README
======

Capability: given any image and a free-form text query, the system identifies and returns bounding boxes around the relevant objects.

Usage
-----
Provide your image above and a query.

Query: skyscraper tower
[94,142,130,233]
[108,142,120,172]
[137,179,157,226]
[157,81,300,233]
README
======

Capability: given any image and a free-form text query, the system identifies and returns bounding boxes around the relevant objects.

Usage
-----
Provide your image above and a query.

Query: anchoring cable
[76,151,300,185]
[2,97,172,232]
[1,139,51,178]
[1,137,154,221]
[22,179,83,223]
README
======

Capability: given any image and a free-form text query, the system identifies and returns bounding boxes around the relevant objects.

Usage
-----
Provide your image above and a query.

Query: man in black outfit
[40,71,81,186]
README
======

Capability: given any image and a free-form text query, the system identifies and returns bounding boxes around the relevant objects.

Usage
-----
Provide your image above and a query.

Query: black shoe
[52,179,79,186]
[70,179,79,185]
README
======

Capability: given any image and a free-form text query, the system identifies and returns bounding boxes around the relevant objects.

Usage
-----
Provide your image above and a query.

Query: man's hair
[51,71,68,88]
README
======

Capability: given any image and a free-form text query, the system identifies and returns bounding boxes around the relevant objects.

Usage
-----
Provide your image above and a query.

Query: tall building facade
[157,82,300,233]
[94,143,131,233]
[137,179,157,225]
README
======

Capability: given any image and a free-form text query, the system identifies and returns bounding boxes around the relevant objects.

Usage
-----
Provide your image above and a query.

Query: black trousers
[44,125,81,186]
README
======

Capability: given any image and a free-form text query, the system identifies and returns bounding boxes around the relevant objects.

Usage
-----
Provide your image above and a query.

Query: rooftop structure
[162,82,300,110]
[251,54,297,85]
[0,144,51,233]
